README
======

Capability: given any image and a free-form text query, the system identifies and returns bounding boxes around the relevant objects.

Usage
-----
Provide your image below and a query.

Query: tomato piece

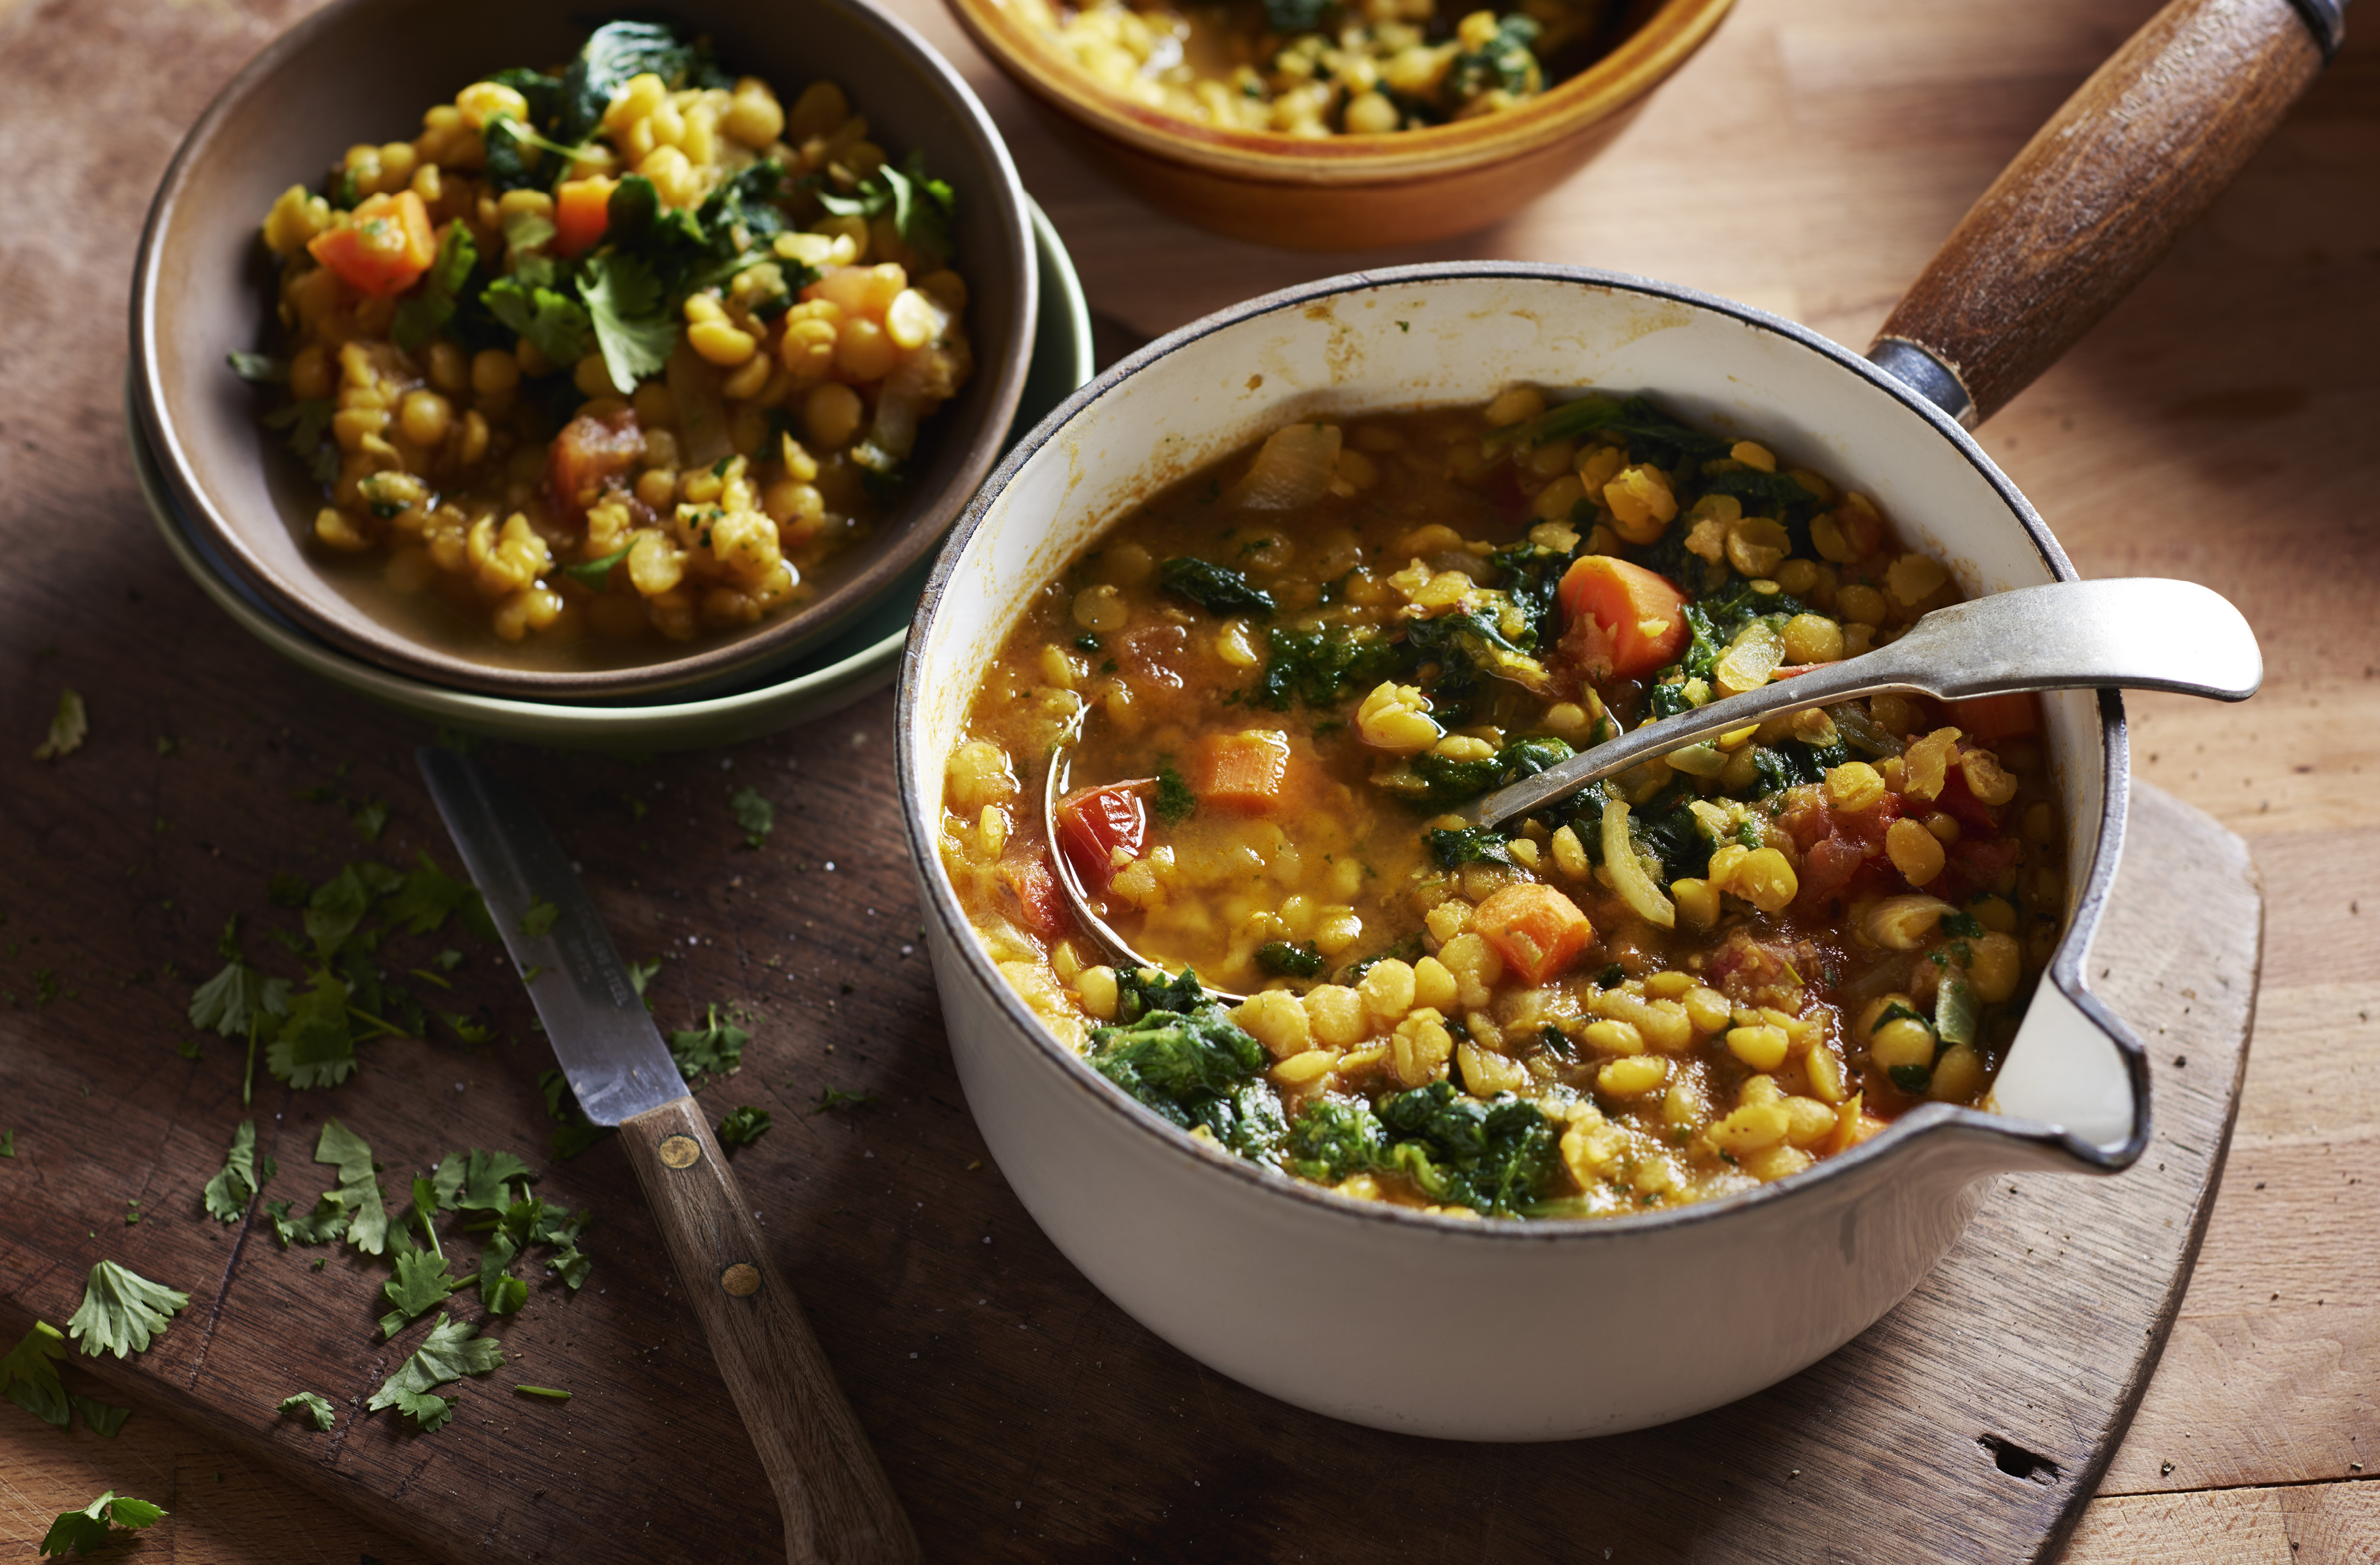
[306,190,437,297]
[1948,691,2040,741]
[1056,785,1147,894]
[1195,730,1291,812]
[1472,883,1595,987]
[1556,556,1689,679]
[1000,849,1075,941]
[554,176,618,259]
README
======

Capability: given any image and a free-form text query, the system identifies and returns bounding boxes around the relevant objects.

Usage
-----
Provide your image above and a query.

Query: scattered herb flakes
[32,688,87,762]
[266,970,359,1089]
[1152,763,1196,826]
[350,800,391,842]
[667,1003,750,1083]
[1,1129,14,1156]
[38,1491,165,1558]
[439,1009,493,1047]
[279,1391,337,1430]
[202,1118,275,1222]
[715,1104,772,1148]
[2,1320,69,1426]
[627,957,661,1008]
[518,898,560,937]
[813,1085,877,1114]
[122,1200,140,1227]
[367,1311,505,1432]
[513,1384,571,1400]
[67,1260,190,1359]
[729,786,775,849]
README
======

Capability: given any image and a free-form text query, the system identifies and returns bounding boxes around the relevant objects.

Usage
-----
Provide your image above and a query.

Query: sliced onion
[1600,798,1676,929]
[1864,894,1956,950]
[1713,621,1784,698]
[667,341,732,470]
[1665,741,1727,778]
[1230,421,1342,511]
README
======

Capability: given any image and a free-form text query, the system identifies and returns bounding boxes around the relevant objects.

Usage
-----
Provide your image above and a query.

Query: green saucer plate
[135,199,1093,751]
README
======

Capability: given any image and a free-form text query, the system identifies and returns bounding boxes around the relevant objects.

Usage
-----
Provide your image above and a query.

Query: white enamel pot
[895,0,2328,1439]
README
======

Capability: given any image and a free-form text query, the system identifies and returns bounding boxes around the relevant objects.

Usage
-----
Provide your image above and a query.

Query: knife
[417,747,919,1565]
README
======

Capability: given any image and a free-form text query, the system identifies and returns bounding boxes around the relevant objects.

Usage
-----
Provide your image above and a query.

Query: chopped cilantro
[200,1119,275,1222]
[518,898,560,937]
[39,1491,165,1557]
[66,1260,190,1359]
[1158,557,1276,618]
[225,351,286,384]
[350,800,391,842]
[266,970,358,1088]
[391,224,477,350]
[669,1003,751,1083]
[813,148,954,267]
[1152,763,1196,826]
[367,1312,505,1432]
[279,1391,337,1430]
[541,1068,615,1158]
[579,251,675,395]
[31,688,85,762]
[1256,940,1325,978]
[716,1104,772,1148]
[564,541,632,589]
[730,787,774,849]
[0,1129,13,1157]
[378,1249,466,1339]
[1888,1063,1933,1093]
[2,1320,69,1427]
[1939,909,1984,939]
[514,1384,572,1400]
[813,1085,877,1114]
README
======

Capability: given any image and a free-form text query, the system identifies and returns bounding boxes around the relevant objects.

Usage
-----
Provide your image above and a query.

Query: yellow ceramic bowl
[944,0,1734,249]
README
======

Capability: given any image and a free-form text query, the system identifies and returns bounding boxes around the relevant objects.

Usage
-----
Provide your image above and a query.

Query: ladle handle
[1869,0,2336,427]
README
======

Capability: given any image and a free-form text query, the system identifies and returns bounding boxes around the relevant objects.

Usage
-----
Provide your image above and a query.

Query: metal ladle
[1045,575,2263,999]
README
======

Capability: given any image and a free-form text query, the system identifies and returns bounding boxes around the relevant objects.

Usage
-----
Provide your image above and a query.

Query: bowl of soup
[940,0,1735,248]
[133,0,1037,701]
[897,263,2151,1439]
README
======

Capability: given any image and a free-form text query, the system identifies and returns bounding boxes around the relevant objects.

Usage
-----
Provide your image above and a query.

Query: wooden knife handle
[619,1097,920,1565]
[1870,0,2326,426]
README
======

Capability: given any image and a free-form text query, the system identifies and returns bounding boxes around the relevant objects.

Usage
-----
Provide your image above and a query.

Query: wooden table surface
[1,0,2374,1559]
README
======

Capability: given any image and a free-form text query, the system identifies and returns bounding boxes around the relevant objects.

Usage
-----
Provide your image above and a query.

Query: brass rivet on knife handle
[621,1096,920,1563]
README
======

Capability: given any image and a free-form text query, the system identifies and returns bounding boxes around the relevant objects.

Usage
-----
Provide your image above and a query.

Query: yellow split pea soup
[941,386,2069,1220]
[243,21,973,657]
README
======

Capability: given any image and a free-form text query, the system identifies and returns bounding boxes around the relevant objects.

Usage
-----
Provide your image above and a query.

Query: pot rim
[129,0,1036,703]
[897,260,2149,1245]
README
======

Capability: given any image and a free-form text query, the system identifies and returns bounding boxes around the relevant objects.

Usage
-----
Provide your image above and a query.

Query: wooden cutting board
[0,718,2258,1565]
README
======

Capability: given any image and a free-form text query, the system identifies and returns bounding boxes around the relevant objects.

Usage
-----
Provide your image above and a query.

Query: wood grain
[1873,0,2325,422]
[2,0,2376,1559]
[616,1097,920,1565]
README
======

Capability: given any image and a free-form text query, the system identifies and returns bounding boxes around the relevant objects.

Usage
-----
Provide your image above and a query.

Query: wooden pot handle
[620,1097,922,1565]
[1868,0,2339,427]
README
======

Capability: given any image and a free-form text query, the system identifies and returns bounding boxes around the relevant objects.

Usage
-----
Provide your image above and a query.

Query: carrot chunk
[306,190,437,297]
[1556,556,1689,679]
[1471,883,1594,987]
[1195,730,1291,811]
[1946,691,2040,741]
[554,176,618,258]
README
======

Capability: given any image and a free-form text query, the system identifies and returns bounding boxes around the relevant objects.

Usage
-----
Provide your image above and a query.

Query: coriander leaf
[628,957,661,1006]
[384,852,491,937]
[557,20,714,143]
[715,1104,772,1148]
[189,920,272,1037]
[0,1129,13,1156]
[70,1395,129,1437]
[391,224,478,350]
[350,800,390,842]
[278,1391,337,1430]
[266,972,357,1090]
[380,1248,464,1337]
[668,1003,750,1083]
[578,252,675,395]
[1256,940,1324,978]
[1159,557,1276,618]
[517,898,559,937]
[2,1320,70,1427]
[368,1312,505,1431]
[500,207,557,254]
[32,688,86,762]
[66,1260,190,1359]
[39,1491,165,1558]
[514,1384,571,1400]
[201,1118,270,1222]
[1152,763,1196,826]
[435,1148,535,1215]
[225,351,288,384]
[563,541,631,589]
[481,268,594,367]
[813,1085,877,1114]
[313,1119,391,1256]
[304,866,375,961]
[478,1231,528,1316]
[264,1195,348,1248]
[730,787,774,849]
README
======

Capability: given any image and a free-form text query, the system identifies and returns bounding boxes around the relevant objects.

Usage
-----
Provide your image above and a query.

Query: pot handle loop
[1867,0,2338,427]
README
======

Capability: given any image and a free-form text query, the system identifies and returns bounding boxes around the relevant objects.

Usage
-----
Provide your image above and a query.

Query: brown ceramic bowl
[943,0,1732,249]
[132,0,1036,701]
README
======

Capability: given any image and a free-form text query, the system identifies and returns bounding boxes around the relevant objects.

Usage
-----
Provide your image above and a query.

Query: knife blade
[416,746,681,1125]
[415,746,919,1564]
